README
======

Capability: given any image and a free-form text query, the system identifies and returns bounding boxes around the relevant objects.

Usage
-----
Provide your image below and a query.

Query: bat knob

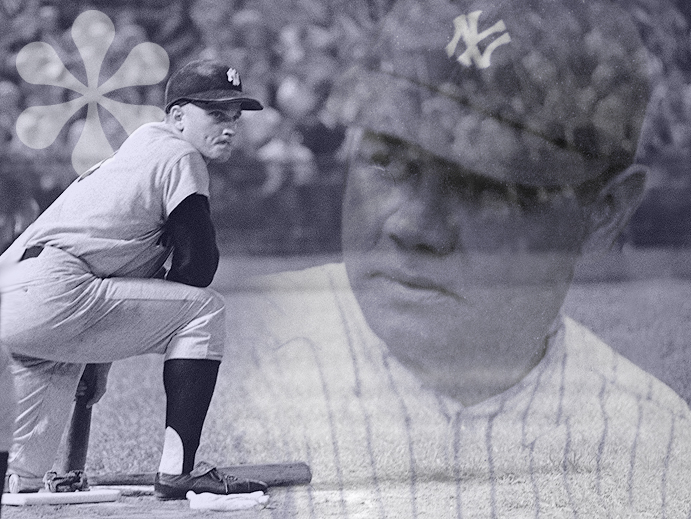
[7,473,18,494]
[6,473,44,493]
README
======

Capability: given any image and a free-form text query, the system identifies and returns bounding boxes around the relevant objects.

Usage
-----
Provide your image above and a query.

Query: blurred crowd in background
[1,0,691,254]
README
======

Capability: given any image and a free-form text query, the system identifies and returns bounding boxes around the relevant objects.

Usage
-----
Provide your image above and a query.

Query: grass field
[4,250,691,517]
[81,251,691,475]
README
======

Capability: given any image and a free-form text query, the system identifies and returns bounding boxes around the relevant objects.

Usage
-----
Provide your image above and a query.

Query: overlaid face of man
[323,0,654,407]
[341,130,638,404]
[175,102,242,163]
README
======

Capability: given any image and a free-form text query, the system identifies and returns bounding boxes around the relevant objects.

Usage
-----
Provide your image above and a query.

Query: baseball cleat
[43,470,90,492]
[154,461,268,500]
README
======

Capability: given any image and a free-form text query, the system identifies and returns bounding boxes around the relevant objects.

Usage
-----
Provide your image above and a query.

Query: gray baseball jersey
[0,122,208,278]
[0,122,225,364]
[0,121,226,478]
[218,263,691,518]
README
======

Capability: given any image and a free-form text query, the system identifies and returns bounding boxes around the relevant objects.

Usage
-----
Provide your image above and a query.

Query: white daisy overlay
[15,9,170,174]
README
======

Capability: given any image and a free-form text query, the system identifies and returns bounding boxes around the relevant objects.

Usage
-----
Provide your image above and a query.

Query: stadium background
[3,4,691,507]
[1,0,691,255]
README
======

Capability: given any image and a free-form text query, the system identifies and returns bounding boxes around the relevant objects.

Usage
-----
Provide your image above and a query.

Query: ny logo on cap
[227,67,240,86]
[446,11,511,69]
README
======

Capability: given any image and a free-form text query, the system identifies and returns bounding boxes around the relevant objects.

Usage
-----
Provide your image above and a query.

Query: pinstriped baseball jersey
[221,263,691,518]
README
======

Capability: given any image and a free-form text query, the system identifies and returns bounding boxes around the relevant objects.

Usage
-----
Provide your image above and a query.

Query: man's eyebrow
[206,108,242,120]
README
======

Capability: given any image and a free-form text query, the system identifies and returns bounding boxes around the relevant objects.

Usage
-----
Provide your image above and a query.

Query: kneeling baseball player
[0,59,267,499]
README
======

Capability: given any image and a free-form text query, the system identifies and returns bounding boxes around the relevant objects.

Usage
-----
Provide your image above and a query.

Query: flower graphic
[15,10,169,174]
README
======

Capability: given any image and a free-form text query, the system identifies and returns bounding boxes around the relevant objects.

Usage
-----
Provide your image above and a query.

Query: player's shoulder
[562,316,691,418]
[120,122,201,164]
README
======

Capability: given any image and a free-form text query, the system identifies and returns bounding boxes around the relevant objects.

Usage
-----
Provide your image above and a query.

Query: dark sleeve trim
[164,193,219,287]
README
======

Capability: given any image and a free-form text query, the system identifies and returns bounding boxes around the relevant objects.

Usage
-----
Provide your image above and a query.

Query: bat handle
[59,364,98,473]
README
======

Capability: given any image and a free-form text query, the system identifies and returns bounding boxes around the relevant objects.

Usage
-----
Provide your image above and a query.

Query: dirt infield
[4,493,198,518]
[2,489,280,518]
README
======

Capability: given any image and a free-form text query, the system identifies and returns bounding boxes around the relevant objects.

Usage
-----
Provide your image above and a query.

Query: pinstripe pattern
[220,263,691,518]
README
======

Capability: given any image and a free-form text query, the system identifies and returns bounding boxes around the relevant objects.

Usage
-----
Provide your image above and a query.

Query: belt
[20,246,44,261]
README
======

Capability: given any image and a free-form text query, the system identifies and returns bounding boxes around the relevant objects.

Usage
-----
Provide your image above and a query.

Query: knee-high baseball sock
[159,359,220,475]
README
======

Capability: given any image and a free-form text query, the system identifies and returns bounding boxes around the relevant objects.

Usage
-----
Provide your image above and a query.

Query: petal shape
[71,10,115,88]
[98,97,165,135]
[15,98,88,149]
[71,102,114,175]
[16,42,86,93]
[99,43,169,94]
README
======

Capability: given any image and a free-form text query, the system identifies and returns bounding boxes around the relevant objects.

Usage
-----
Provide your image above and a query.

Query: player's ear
[581,164,648,252]
[168,105,185,130]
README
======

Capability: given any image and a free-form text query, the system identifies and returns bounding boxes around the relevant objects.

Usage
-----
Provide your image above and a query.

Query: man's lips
[370,270,465,303]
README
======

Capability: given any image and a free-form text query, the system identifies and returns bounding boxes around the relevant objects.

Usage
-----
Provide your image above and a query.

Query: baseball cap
[164,59,263,112]
[327,0,651,186]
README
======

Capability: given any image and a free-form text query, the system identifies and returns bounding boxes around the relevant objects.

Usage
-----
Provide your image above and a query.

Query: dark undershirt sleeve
[164,193,220,288]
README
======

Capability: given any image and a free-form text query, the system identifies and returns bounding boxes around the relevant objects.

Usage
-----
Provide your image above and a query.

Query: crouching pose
[0,59,267,499]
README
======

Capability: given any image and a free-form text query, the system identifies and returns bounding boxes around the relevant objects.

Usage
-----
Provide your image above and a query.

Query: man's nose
[383,174,457,255]
[223,119,239,135]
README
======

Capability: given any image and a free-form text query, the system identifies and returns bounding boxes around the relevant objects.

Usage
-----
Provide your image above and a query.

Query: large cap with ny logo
[327,0,651,186]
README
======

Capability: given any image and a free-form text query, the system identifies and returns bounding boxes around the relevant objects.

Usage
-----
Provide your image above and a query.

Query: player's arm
[164,193,220,288]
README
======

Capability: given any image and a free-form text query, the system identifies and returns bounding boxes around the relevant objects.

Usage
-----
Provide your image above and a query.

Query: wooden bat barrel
[90,462,312,487]
[59,364,99,473]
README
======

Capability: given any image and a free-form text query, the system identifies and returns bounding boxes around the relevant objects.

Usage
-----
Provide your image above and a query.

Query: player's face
[342,132,592,374]
[178,103,242,162]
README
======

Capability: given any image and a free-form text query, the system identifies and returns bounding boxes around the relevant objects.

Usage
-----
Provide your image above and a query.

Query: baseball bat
[7,462,312,493]
[90,462,312,487]
[59,363,99,473]
[56,366,313,488]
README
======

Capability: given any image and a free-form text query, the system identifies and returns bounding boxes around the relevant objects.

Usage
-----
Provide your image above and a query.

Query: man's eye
[514,185,566,210]
[442,172,514,207]
[370,151,391,168]
[371,158,417,184]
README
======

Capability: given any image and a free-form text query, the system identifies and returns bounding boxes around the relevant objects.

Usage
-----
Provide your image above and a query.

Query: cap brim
[208,97,264,111]
[168,89,264,111]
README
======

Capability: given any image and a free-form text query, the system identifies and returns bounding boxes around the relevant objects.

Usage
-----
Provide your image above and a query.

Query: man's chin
[358,297,461,347]
[208,151,233,163]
